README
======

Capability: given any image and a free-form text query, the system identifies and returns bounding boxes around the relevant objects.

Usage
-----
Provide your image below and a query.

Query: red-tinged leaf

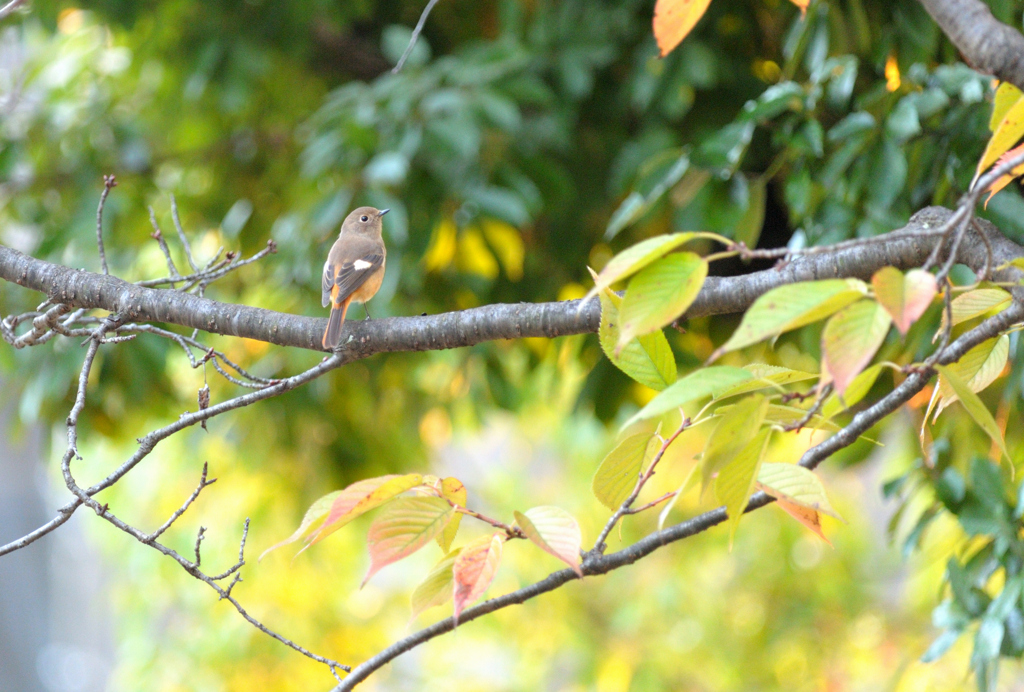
[362,496,454,587]
[821,299,891,396]
[871,267,937,334]
[775,497,832,546]
[410,548,461,619]
[757,463,843,521]
[514,507,583,576]
[453,533,504,624]
[437,477,466,553]
[259,490,341,561]
[984,142,1024,207]
[653,0,714,57]
[309,474,424,547]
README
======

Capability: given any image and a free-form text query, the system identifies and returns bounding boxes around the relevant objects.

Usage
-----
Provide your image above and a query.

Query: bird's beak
[378,208,390,217]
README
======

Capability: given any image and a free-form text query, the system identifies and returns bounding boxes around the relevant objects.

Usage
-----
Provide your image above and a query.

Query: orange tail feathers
[322,298,351,350]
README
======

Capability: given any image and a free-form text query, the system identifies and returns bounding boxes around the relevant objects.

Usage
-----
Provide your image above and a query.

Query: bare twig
[391,0,442,74]
[0,0,27,21]
[782,383,832,433]
[95,175,117,275]
[144,463,216,543]
[148,206,182,283]
[592,420,689,555]
[170,194,200,272]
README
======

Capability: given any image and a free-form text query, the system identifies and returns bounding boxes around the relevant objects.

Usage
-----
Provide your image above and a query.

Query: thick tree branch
[2,206,1018,357]
[918,0,1024,91]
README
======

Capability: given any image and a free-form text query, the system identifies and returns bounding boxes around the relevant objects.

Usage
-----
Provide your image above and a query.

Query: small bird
[321,206,389,350]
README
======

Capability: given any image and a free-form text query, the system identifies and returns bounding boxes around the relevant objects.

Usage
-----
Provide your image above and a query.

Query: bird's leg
[363,304,372,320]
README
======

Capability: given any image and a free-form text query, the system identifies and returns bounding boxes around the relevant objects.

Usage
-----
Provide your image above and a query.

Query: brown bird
[321,206,388,350]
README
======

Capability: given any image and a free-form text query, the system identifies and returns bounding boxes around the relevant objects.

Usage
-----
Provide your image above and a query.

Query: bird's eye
[360,215,369,222]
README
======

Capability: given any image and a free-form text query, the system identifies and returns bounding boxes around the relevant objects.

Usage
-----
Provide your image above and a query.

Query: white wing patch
[353,259,372,270]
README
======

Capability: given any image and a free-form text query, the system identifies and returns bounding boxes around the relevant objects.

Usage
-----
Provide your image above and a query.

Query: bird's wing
[325,237,385,306]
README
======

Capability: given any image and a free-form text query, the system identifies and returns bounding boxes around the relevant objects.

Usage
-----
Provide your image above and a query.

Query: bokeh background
[3,0,1024,690]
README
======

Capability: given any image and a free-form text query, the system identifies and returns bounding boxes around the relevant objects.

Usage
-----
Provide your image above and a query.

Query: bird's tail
[322,299,350,350]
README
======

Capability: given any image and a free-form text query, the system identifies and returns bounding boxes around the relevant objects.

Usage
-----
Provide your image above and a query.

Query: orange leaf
[309,474,424,547]
[789,0,809,17]
[984,143,1024,207]
[453,533,504,624]
[653,0,714,57]
[362,496,454,587]
[775,497,832,546]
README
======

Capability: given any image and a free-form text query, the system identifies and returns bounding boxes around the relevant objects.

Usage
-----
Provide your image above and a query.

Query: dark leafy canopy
[6,0,1024,689]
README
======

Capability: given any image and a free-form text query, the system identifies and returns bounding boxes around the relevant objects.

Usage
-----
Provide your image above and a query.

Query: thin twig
[782,383,832,433]
[391,0,442,73]
[0,0,27,21]
[148,206,182,283]
[144,462,216,543]
[170,193,200,272]
[95,175,117,275]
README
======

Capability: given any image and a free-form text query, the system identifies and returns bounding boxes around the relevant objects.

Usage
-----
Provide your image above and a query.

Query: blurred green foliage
[4,0,1024,690]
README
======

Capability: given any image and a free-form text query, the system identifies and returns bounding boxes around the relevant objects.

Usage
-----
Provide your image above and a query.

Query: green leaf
[715,428,772,547]
[586,232,720,300]
[617,252,708,348]
[821,299,891,395]
[624,366,753,427]
[598,288,677,390]
[593,432,659,510]
[514,506,583,575]
[935,365,1009,462]
[939,288,1012,334]
[410,548,462,619]
[757,462,843,520]
[935,336,1009,418]
[437,477,467,553]
[713,279,868,358]
[713,363,818,400]
[700,394,769,496]
[363,496,454,586]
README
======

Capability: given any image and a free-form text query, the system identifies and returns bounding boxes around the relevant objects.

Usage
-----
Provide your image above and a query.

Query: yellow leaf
[975,95,1024,184]
[700,394,768,496]
[885,54,901,92]
[935,365,1010,463]
[481,219,525,281]
[457,226,499,280]
[437,477,467,553]
[597,281,678,391]
[788,0,809,18]
[593,432,659,510]
[653,0,714,58]
[423,218,457,272]
[990,82,1023,132]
